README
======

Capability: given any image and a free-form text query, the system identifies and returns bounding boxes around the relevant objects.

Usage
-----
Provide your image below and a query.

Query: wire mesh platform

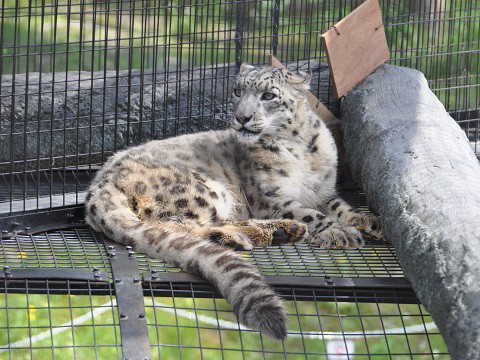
[0,188,449,359]
[1,223,399,279]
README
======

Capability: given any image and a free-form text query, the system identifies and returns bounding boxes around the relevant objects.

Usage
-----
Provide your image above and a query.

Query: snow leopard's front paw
[310,222,364,249]
[270,220,308,245]
[343,212,384,241]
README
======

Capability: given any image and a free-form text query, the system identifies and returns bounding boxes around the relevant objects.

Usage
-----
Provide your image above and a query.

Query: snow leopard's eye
[233,88,241,97]
[261,92,277,100]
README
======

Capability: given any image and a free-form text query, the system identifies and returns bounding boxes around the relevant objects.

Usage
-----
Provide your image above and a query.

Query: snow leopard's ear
[239,63,256,76]
[284,70,312,91]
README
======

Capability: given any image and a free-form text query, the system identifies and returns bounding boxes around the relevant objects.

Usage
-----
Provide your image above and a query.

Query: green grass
[0,292,449,359]
[0,293,121,359]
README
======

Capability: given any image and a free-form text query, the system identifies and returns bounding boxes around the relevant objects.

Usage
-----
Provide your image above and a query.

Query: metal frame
[0,196,426,358]
[102,237,150,360]
[0,186,449,357]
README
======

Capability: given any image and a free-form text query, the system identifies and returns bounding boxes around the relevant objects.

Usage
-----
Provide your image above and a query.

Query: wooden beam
[322,0,390,98]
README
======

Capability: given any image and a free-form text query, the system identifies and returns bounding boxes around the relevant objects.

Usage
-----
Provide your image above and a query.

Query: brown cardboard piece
[322,0,390,98]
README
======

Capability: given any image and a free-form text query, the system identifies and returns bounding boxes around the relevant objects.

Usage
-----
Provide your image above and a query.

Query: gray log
[341,63,480,359]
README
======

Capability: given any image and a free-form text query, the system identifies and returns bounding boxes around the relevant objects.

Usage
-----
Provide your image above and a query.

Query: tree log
[341,64,480,360]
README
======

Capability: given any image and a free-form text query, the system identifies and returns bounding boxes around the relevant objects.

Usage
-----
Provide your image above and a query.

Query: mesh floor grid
[1,227,402,279]
[1,184,404,279]
[136,240,404,279]
[0,228,110,274]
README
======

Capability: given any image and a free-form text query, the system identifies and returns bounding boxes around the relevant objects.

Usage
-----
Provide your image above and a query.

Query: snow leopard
[85,64,383,340]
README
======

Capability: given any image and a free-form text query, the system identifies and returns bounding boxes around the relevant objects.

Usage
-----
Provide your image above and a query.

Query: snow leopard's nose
[236,115,252,125]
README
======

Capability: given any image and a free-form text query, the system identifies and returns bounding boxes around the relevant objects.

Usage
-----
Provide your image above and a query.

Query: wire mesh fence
[0,282,121,359]
[0,278,450,359]
[144,286,448,359]
[1,0,479,213]
[1,0,479,358]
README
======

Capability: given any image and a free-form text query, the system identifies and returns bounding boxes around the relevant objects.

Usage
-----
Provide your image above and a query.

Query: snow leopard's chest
[241,139,337,213]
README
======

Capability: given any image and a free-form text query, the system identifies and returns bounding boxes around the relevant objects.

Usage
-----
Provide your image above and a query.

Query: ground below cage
[0,188,450,359]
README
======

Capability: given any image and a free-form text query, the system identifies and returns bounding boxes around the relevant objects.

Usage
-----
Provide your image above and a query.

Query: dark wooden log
[0,62,339,173]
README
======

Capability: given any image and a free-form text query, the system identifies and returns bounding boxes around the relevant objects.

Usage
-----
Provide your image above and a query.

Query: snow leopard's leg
[325,198,384,240]
[229,219,308,247]
[263,200,365,248]
[193,226,254,250]
[200,219,308,249]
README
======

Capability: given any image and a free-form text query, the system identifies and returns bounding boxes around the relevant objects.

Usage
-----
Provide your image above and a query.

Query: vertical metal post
[272,0,281,57]
[103,236,151,360]
[235,0,244,71]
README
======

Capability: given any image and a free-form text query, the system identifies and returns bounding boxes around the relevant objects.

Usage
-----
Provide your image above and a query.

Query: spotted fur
[85,64,383,339]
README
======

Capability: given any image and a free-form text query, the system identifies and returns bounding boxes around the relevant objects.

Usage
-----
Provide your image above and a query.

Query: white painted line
[0,300,116,352]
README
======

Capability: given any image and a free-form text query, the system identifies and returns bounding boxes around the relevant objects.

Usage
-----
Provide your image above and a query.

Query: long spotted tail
[85,204,288,339]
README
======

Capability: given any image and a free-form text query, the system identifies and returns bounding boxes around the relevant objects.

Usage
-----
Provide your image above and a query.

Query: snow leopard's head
[231,64,311,144]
